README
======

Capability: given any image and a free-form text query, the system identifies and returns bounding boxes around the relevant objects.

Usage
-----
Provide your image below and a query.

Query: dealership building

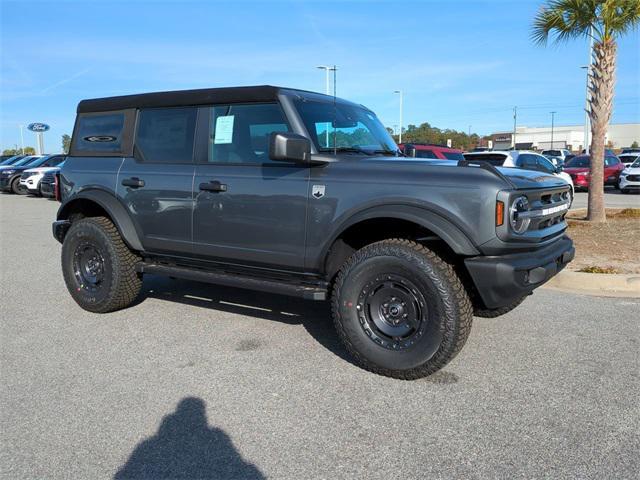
[490,123,640,151]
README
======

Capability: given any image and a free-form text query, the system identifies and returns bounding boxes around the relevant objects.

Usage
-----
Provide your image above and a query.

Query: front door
[192,103,309,270]
[117,107,197,254]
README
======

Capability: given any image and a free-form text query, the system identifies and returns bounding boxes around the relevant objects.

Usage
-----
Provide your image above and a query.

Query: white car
[541,148,572,166]
[19,155,65,195]
[618,153,640,168]
[463,150,575,200]
[618,158,640,194]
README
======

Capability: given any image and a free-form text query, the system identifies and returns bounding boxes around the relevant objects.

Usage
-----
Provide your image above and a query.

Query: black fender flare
[57,189,144,252]
[318,204,480,271]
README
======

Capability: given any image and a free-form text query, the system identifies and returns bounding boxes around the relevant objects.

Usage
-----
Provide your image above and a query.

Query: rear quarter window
[70,109,135,156]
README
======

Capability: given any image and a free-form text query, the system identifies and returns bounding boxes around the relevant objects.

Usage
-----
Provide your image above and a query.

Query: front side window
[208,103,290,164]
[294,99,397,154]
[75,113,125,153]
[135,107,197,163]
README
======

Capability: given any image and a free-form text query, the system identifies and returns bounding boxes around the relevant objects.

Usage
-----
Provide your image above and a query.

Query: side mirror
[555,166,563,173]
[269,132,312,163]
[404,144,416,157]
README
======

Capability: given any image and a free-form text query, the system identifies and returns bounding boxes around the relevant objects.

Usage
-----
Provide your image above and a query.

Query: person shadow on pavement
[114,397,264,480]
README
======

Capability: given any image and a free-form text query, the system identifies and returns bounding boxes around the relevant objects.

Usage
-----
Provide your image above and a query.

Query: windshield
[294,99,397,154]
[631,158,640,168]
[1,156,21,165]
[566,156,590,168]
[13,156,40,166]
[463,153,507,166]
[542,150,562,157]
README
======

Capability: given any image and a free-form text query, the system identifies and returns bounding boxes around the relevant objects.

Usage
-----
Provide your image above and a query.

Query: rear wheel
[331,239,473,379]
[62,216,142,313]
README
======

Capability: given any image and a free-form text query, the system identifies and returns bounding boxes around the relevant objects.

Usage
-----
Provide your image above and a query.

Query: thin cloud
[41,68,91,93]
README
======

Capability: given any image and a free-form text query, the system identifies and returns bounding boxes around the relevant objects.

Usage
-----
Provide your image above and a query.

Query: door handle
[122,177,145,188]
[199,180,227,193]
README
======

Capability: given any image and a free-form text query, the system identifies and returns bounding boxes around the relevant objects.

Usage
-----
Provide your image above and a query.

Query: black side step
[137,263,327,301]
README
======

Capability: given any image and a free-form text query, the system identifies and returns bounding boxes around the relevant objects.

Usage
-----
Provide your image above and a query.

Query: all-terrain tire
[473,294,527,318]
[61,216,142,313]
[331,239,473,380]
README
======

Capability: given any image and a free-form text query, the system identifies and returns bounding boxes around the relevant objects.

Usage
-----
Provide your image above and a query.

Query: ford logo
[27,123,50,132]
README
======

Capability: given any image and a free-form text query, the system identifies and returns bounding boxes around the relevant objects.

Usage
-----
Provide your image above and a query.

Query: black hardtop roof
[76,85,352,113]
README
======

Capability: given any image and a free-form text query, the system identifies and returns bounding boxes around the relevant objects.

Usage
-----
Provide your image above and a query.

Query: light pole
[512,106,517,149]
[317,65,337,148]
[550,111,556,149]
[19,125,25,155]
[394,90,403,144]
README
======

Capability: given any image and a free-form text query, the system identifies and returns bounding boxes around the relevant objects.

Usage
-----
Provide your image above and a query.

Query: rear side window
[415,149,437,159]
[443,151,464,161]
[135,108,197,163]
[75,113,124,153]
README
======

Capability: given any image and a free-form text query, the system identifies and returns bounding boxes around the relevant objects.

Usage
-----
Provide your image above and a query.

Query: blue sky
[1,0,639,152]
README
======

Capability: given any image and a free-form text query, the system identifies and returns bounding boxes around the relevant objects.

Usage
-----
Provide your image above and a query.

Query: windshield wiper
[371,149,399,156]
[328,147,375,156]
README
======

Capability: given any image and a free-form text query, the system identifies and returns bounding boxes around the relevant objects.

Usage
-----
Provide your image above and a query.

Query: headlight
[509,196,530,234]
[3,170,15,175]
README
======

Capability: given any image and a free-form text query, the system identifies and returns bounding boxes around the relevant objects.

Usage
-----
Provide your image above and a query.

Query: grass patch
[611,208,640,219]
[577,266,620,274]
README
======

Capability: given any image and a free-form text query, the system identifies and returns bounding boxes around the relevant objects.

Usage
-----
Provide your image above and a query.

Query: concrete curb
[542,270,640,298]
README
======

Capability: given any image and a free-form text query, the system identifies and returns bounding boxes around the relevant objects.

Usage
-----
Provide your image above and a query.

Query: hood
[623,166,640,174]
[359,156,567,190]
[24,166,59,174]
[564,167,589,174]
[495,166,568,190]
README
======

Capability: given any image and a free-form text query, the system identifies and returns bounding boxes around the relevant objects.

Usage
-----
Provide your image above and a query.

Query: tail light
[54,173,61,202]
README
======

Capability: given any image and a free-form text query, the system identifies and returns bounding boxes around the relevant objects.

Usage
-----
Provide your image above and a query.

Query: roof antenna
[332,65,337,156]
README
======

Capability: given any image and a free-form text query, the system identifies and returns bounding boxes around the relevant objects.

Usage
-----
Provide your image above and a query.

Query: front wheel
[331,239,473,379]
[11,178,27,195]
[61,216,142,313]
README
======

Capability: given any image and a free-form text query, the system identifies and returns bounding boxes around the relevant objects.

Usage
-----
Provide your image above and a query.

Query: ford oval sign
[27,123,50,133]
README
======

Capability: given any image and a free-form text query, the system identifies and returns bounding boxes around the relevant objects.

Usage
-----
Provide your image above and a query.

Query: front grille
[524,187,571,232]
[626,175,640,182]
[42,172,55,183]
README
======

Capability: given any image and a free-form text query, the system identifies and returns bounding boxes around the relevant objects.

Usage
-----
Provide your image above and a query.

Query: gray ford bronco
[53,86,574,379]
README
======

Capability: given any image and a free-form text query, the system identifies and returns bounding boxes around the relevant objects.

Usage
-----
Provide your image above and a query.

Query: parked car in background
[0,155,39,171]
[0,155,61,194]
[399,143,465,160]
[541,149,572,167]
[621,147,640,154]
[463,150,574,199]
[563,154,625,191]
[1,155,16,162]
[618,152,640,168]
[618,158,640,194]
[20,156,66,195]
[39,169,60,198]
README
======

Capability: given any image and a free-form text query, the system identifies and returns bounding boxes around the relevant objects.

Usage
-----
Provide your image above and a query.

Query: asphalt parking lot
[1,194,638,479]
[571,189,640,210]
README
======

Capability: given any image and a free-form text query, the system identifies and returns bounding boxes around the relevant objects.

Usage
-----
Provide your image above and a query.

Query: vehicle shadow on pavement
[114,397,264,479]
[139,275,355,365]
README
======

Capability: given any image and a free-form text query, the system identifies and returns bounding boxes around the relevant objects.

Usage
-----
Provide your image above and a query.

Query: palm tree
[532,0,640,222]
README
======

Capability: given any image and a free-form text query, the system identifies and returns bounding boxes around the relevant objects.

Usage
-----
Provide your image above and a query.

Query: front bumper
[21,174,43,191]
[0,176,12,191]
[619,176,640,190]
[40,181,55,197]
[465,236,574,309]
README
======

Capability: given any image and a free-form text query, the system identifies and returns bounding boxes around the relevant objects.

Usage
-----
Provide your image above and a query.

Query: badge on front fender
[312,185,325,199]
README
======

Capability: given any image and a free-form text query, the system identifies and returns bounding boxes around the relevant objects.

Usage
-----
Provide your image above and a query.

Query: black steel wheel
[332,239,473,379]
[62,216,141,313]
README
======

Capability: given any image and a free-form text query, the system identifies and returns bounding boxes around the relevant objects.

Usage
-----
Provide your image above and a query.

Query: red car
[399,143,465,160]
[563,154,625,190]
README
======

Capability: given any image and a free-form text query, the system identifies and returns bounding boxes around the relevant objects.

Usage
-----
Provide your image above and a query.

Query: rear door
[117,107,197,254]
[192,103,309,269]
